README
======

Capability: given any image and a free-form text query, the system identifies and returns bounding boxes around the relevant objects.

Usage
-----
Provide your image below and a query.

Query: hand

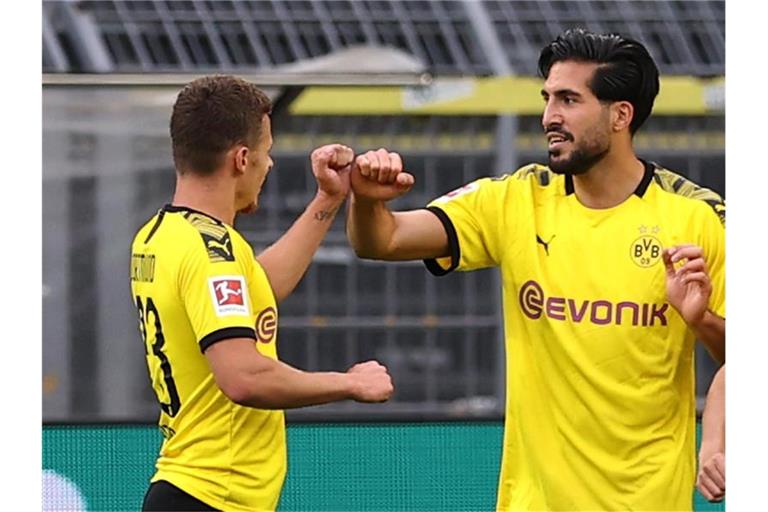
[663,245,712,327]
[351,148,415,202]
[346,360,394,403]
[310,144,354,202]
[697,451,725,502]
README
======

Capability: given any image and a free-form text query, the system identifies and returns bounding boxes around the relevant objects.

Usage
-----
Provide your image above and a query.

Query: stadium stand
[43,0,724,422]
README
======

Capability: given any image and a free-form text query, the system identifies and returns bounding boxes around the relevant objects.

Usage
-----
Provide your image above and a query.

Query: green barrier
[43,423,724,511]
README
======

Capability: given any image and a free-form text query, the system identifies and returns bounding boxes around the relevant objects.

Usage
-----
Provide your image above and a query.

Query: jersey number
[136,296,181,417]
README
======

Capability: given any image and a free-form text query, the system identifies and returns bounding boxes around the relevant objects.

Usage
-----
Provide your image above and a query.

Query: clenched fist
[351,148,415,202]
[311,143,355,201]
[346,360,394,403]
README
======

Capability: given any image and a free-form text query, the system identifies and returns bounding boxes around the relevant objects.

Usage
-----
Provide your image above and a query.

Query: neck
[571,147,645,209]
[171,172,237,225]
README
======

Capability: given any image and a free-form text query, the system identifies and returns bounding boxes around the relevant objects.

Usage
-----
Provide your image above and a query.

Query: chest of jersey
[505,193,683,329]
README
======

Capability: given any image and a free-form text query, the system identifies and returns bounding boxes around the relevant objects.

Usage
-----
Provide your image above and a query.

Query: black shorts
[142,480,219,511]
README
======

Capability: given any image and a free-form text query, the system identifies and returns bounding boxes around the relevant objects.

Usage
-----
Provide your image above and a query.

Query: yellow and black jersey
[424,161,725,511]
[130,205,285,511]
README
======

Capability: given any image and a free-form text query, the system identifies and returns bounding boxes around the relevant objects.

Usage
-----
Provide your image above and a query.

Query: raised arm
[205,338,393,409]
[347,148,449,261]
[257,144,352,302]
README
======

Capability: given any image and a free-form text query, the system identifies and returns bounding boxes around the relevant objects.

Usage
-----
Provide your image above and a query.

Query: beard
[545,114,611,176]
[548,143,610,175]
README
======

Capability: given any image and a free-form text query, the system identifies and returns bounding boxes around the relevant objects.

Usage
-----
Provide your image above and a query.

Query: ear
[233,146,248,176]
[611,101,634,132]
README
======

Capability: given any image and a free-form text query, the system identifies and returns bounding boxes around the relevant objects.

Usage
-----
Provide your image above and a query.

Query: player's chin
[239,201,258,214]
[548,147,567,159]
[547,151,566,167]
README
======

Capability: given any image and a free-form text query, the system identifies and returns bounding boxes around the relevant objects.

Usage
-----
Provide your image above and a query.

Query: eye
[563,96,576,105]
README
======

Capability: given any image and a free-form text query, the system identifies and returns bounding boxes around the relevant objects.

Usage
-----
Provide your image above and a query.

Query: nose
[542,99,563,132]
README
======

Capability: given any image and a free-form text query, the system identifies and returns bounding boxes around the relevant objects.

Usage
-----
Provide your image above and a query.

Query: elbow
[347,231,387,260]
[350,239,396,260]
[353,245,378,260]
[218,379,252,407]
[218,376,278,409]
[347,234,372,259]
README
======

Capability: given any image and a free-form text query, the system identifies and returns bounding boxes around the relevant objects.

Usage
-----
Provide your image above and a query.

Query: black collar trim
[162,204,225,225]
[634,159,655,197]
[564,159,655,198]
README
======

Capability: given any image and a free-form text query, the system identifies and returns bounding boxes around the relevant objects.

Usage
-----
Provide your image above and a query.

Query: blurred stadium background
[42,0,725,510]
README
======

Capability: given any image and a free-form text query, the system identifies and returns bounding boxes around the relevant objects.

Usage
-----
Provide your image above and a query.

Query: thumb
[395,172,415,188]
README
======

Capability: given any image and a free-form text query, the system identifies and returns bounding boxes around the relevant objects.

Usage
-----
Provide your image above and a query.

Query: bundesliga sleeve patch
[208,276,250,317]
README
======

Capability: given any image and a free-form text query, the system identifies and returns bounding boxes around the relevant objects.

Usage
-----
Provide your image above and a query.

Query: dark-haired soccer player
[131,75,393,511]
[346,29,724,510]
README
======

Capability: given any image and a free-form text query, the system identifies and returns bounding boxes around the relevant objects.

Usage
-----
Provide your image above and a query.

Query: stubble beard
[548,143,610,176]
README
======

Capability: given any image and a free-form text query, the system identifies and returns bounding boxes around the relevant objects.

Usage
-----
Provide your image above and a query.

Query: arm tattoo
[314,207,338,221]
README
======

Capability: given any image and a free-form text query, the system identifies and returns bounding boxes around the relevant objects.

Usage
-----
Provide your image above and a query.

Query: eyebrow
[540,88,583,98]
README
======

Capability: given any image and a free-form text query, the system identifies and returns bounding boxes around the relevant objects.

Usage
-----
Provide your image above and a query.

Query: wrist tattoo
[314,208,338,221]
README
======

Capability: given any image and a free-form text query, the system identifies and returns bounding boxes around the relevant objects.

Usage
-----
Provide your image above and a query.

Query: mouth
[546,132,571,152]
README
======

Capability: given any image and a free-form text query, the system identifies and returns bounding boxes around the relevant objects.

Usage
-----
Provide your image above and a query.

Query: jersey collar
[564,159,656,198]
[162,204,226,225]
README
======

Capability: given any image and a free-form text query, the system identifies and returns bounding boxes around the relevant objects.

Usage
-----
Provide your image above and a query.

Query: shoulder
[650,163,725,227]
[429,163,560,210]
[462,163,559,194]
[180,210,242,263]
[489,163,564,197]
[506,163,559,187]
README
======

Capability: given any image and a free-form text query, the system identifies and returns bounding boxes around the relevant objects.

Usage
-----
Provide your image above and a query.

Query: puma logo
[207,239,231,256]
[536,234,555,256]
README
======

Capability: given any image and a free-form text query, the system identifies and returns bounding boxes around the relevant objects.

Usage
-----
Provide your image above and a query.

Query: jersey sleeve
[422,177,511,275]
[700,202,725,318]
[178,233,259,352]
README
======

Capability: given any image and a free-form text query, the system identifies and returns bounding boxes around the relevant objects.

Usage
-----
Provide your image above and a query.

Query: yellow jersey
[425,161,725,511]
[130,205,286,511]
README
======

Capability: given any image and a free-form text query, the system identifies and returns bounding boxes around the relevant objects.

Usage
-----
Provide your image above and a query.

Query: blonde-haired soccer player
[131,75,393,511]
[346,29,724,511]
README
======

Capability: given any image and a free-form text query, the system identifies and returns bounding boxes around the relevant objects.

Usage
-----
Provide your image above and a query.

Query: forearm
[693,310,725,364]
[347,193,398,259]
[700,366,725,457]
[235,358,354,409]
[257,192,343,302]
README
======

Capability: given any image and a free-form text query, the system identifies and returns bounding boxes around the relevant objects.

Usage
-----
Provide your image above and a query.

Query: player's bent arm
[347,195,449,261]
[204,338,393,408]
[693,311,725,364]
[257,192,344,303]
